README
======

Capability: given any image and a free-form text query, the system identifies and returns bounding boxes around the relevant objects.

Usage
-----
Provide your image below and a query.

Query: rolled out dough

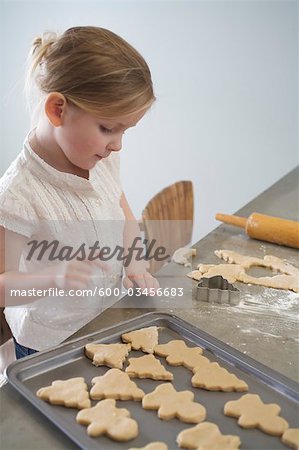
[187,250,299,293]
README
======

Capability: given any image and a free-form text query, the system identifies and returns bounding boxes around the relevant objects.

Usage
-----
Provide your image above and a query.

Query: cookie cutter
[194,275,240,305]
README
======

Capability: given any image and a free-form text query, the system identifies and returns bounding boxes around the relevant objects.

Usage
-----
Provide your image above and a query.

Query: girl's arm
[0,226,54,306]
[0,227,107,307]
[120,192,159,293]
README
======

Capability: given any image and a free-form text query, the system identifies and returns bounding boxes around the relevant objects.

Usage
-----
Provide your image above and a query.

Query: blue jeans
[13,337,38,360]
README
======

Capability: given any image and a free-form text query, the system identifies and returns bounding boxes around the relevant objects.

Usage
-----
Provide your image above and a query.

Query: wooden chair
[141,180,194,274]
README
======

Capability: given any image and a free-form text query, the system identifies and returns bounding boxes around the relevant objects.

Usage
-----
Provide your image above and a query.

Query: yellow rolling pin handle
[216,212,299,249]
[215,213,247,229]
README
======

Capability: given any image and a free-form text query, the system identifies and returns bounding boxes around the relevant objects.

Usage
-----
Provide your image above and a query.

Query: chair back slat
[142,181,194,274]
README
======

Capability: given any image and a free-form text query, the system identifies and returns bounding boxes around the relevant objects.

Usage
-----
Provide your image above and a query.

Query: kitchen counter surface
[1,167,298,450]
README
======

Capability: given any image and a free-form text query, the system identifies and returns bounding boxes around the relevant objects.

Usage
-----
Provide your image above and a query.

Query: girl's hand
[123,264,160,295]
[37,259,110,291]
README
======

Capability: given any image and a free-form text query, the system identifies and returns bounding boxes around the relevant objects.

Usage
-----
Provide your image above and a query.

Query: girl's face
[55,103,146,170]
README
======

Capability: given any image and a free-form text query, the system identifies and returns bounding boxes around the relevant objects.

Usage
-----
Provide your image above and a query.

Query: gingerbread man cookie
[177,421,241,449]
[126,354,173,380]
[142,382,206,423]
[129,443,168,450]
[121,326,159,353]
[154,340,209,371]
[90,368,145,401]
[224,393,289,436]
[36,377,90,409]
[76,398,138,440]
[85,342,131,369]
[282,428,299,450]
[191,362,248,392]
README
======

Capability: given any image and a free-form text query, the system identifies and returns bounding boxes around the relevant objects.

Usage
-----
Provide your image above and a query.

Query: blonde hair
[25,26,155,124]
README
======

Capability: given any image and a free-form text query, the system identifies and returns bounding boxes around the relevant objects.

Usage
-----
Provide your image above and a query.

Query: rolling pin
[215,212,299,249]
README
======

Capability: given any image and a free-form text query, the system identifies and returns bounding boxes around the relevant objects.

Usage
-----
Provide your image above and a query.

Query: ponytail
[25,31,58,92]
[24,31,59,127]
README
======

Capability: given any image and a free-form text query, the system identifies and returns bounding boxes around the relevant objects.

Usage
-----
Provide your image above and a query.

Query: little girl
[0,26,159,358]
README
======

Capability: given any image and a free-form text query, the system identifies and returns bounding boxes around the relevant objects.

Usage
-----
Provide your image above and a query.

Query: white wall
[1,0,298,242]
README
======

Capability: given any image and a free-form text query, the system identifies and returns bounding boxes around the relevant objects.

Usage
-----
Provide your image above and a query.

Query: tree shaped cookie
[36,377,91,409]
[142,383,206,423]
[224,393,289,436]
[282,428,299,450]
[129,443,168,450]
[177,421,241,449]
[191,362,248,392]
[90,368,145,401]
[122,326,159,353]
[85,342,131,369]
[126,355,173,380]
[76,398,138,440]
[154,340,209,371]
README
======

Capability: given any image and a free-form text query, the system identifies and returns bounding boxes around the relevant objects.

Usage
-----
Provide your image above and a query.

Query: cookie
[142,382,206,423]
[172,247,196,267]
[282,428,299,450]
[154,340,209,371]
[191,362,248,392]
[36,377,90,409]
[90,368,145,401]
[76,398,138,440]
[85,342,131,369]
[126,354,173,381]
[187,263,244,284]
[224,393,289,436]
[121,326,159,353]
[177,421,241,449]
[188,250,299,293]
[129,443,168,450]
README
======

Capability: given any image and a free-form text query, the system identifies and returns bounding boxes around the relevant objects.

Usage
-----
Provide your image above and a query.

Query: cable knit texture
[1,130,125,350]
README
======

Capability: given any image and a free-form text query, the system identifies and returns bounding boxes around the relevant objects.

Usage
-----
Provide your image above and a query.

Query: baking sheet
[6,312,299,450]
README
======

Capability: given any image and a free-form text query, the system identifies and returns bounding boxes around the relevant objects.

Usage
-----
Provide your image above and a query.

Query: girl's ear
[44,92,67,126]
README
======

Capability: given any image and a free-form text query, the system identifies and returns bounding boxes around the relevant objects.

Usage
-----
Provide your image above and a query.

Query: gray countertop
[1,167,298,450]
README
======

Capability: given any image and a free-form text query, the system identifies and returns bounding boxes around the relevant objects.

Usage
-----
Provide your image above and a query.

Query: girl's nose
[108,136,122,152]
